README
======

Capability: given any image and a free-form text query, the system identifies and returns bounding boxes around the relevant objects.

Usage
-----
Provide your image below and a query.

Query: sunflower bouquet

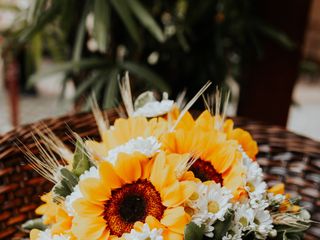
[22,76,312,240]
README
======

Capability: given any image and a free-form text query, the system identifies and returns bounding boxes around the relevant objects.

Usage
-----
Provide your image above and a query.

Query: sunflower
[161,125,246,198]
[71,152,194,240]
[85,116,168,163]
[188,110,258,159]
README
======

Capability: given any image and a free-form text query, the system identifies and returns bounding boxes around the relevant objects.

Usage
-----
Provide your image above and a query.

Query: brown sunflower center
[103,179,165,237]
[190,159,223,184]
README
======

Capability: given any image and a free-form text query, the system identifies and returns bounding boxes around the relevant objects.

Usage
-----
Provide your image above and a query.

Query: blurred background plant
[0,0,295,109]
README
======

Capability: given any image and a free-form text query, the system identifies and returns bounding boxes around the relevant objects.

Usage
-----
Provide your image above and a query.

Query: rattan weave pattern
[0,110,319,239]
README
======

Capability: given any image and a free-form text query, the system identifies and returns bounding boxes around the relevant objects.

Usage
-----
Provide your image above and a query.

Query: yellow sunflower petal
[114,152,143,183]
[208,141,240,173]
[160,207,190,234]
[99,161,124,189]
[72,215,107,240]
[175,111,195,131]
[194,110,214,131]
[79,178,110,203]
[223,162,246,197]
[229,128,258,159]
[161,181,195,207]
[268,183,285,195]
[150,152,175,191]
[51,207,72,234]
[73,198,104,218]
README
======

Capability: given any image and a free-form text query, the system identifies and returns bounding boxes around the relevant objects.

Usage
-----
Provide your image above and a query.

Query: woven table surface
[0,110,319,240]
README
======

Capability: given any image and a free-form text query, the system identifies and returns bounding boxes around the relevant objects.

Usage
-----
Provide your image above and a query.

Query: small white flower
[122,223,163,240]
[105,137,161,165]
[186,182,233,237]
[37,229,70,240]
[252,208,274,239]
[267,192,286,206]
[234,203,255,231]
[222,225,243,240]
[133,100,174,118]
[65,166,99,216]
[241,149,267,202]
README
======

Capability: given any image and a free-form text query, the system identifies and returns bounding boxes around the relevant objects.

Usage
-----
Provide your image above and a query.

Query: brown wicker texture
[0,110,319,240]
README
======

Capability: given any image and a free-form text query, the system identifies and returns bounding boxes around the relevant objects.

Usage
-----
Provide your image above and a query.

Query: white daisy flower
[133,100,174,118]
[240,149,267,202]
[252,208,274,239]
[186,182,233,237]
[234,203,255,231]
[132,91,174,118]
[36,229,70,240]
[122,223,163,240]
[65,166,99,216]
[104,136,161,165]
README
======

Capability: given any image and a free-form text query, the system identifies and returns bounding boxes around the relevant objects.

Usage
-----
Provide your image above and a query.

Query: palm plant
[3,0,293,108]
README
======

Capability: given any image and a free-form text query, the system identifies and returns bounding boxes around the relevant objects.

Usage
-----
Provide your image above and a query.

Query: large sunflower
[162,121,246,198]
[85,116,168,163]
[71,152,194,240]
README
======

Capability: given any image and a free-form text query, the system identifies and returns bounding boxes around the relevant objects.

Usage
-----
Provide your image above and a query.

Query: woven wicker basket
[0,110,319,240]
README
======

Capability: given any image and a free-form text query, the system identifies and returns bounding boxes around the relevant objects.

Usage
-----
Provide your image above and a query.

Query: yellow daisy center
[190,159,223,184]
[103,179,165,236]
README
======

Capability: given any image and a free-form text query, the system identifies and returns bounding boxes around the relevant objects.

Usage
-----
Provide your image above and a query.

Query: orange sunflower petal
[161,181,195,207]
[99,161,124,189]
[73,198,104,218]
[114,152,143,183]
[160,207,190,234]
[72,216,107,240]
[79,178,110,203]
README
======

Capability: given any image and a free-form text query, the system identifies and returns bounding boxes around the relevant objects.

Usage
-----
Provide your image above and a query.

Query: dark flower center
[190,159,223,184]
[119,194,146,222]
[104,179,165,236]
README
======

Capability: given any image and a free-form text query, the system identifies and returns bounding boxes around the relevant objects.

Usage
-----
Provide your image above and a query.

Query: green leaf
[72,1,91,62]
[213,210,234,239]
[60,168,79,186]
[176,27,190,52]
[184,222,204,240]
[73,72,101,101]
[120,61,170,92]
[110,0,140,44]
[103,67,119,108]
[127,0,165,42]
[72,139,91,177]
[255,22,295,50]
[28,59,110,88]
[52,167,79,200]
[19,0,60,43]
[93,0,110,53]
[22,218,47,231]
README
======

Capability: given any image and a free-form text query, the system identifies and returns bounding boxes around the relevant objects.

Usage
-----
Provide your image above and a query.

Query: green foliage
[72,139,91,177]
[184,222,204,240]
[53,167,79,200]
[212,210,234,239]
[4,0,293,107]
[22,218,47,231]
